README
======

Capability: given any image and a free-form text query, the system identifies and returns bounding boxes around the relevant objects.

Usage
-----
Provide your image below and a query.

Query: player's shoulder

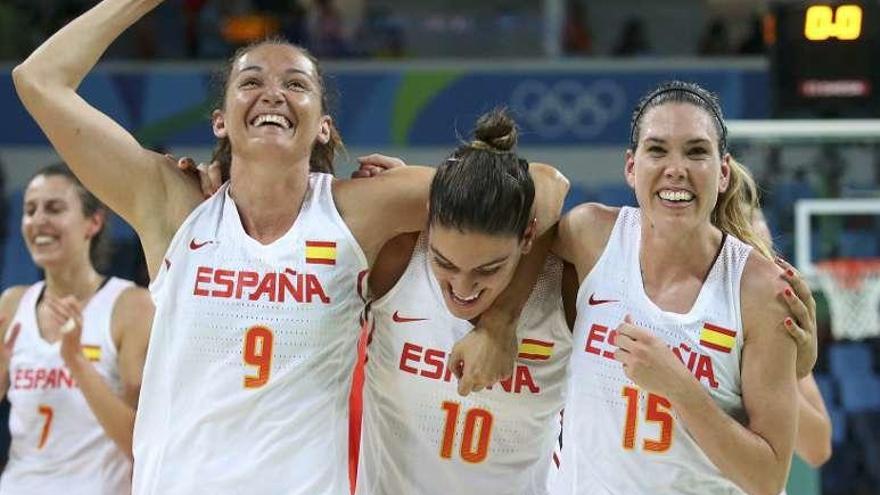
[0,285,30,314]
[740,250,788,338]
[741,250,787,301]
[111,285,153,320]
[560,202,620,249]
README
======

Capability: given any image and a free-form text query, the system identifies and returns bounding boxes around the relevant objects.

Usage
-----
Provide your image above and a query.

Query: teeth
[252,114,292,129]
[34,235,55,246]
[658,190,694,202]
[451,289,480,303]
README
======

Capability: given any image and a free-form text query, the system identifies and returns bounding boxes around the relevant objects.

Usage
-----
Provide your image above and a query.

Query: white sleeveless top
[357,235,571,495]
[133,173,368,495]
[552,207,752,494]
[1,278,133,495]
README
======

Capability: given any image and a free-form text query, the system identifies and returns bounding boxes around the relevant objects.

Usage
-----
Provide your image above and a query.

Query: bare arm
[0,288,27,398]
[552,202,619,282]
[53,288,153,458]
[12,0,202,276]
[334,165,435,265]
[795,374,832,467]
[670,256,797,495]
[614,253,797,495]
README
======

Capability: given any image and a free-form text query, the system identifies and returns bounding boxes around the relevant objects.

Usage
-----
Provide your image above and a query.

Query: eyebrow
[429,245,511,270]
[644,137,711,146]
[239,66,314,78]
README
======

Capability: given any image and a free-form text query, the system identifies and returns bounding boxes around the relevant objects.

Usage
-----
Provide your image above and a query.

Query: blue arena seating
[829,342,874,380]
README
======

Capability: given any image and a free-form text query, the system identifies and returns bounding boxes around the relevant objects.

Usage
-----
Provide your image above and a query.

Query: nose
[450,273,479,294]
[260,84,284,106]
[663,160,687,181]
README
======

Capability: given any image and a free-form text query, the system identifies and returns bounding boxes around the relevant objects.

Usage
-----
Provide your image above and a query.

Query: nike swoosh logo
[189,239,214,250]
[392,311,428,323]
[588,293,619,306]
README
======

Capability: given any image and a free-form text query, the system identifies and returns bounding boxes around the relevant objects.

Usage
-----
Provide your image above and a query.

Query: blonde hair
[712,157,773,259]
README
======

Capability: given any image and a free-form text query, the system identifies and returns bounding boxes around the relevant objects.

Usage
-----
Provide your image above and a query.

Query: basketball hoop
[814,258,880,340]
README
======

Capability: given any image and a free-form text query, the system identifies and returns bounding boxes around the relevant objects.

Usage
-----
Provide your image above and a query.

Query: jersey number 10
[440,401,494,463]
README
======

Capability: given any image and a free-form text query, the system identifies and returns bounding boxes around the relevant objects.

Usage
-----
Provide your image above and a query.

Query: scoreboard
[770,1,880,117]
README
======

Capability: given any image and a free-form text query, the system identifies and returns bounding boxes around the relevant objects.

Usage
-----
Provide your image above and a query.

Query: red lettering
[694,354,719,389]
[305,274,330,304]
[35,369,47,388]
[514,366,540,394]
[235,271,259,299]
[279,271,302,303]
[194,266,212,296]
[60,369,74,388]
[585,324,608,356]
[421,349,445,380]
[498,376,513,393]
[399,343,422,375]
[212,269,235,298]
[46,369,57,388]
[250,273,277,302]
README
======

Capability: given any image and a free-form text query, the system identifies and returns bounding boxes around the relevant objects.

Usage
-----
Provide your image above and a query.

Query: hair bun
[472,108,518,152]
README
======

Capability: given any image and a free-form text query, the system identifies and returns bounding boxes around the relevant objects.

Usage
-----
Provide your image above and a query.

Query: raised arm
[12,0,202,276]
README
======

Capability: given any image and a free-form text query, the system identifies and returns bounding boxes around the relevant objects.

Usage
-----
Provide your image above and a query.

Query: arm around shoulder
[334,166,435,263]
[527,162,569,235]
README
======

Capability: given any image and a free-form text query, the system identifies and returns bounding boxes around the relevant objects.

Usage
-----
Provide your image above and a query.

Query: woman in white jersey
[356,109,570,494]
[12,1,556,492]
[0,164,152,494]
[551,81,801,495]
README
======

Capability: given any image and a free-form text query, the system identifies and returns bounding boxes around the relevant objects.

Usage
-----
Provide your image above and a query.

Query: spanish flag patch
[700,323,737,353]
[82,345,102,362]
[518,338,554,361]
[305,241,336,265]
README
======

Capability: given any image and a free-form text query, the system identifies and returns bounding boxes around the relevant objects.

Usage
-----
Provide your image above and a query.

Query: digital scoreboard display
[771,1,880,117]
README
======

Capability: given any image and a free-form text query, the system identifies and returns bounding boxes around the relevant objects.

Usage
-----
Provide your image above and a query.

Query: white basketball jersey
[357,235,571,495]
[133,174,368,495]
[1,278,133,495]
[552,207,752,495]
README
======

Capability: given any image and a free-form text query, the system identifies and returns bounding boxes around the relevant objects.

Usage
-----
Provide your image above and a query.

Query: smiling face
[22,175,102,271]
[212,43,331,167]
[427,226,531,321]
[625,102,730,232]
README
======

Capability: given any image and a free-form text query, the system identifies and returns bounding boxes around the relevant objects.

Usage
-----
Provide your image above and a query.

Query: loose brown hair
[210,38,343,181]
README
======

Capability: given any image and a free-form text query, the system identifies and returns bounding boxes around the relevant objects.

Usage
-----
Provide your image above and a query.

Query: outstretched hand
[776,258,818,378]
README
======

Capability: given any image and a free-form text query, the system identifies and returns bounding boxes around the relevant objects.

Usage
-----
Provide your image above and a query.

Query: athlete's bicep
[335,166,434,263]
[113,288,154,408]
[740,259,798,465]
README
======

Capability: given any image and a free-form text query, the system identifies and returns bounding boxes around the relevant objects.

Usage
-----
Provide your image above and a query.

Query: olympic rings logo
[509,80,627,139]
